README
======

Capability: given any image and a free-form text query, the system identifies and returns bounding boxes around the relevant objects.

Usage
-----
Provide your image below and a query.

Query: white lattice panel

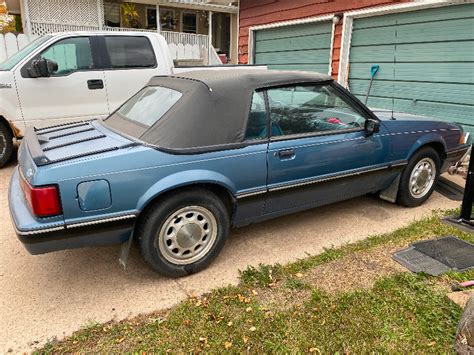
[31,22,99,36]
[28,0,103,36]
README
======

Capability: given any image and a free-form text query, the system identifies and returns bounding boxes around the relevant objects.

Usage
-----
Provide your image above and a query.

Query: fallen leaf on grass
[224,341,233,350]
[199,337,208,344]
[116,337,125,344]
[309,347,320,353]
[227,321,233,327]
[295,273,304,278]
[245,307,252,312]
[249,326,257,332]
[242,336,249,344]
[251,289,258,295]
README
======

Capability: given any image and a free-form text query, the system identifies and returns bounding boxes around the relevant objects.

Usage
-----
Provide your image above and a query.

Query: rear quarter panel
[39,144,268,225]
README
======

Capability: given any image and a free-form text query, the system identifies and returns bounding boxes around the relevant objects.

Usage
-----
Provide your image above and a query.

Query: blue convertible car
[9,70,470,276]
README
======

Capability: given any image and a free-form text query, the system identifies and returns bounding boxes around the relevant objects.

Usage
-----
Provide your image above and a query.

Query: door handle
[87,79,104,90]
[277,149,295,159]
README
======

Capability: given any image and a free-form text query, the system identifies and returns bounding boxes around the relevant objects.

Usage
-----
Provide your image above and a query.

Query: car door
[14,35,109,129]
[100,35,159,113]
[264,83,394,215]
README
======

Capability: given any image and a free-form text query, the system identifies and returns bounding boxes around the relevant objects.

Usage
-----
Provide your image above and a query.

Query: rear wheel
[397,147,441,207]
[0,121,13,167]
[137,188,230,277]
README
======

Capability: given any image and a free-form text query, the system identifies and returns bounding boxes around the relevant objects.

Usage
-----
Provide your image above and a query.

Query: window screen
[105,36,156,69]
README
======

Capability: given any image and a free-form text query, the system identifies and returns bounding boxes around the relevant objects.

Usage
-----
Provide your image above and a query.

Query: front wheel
[0,122,13,167]
[137,188,230,277]
[397,147,441,207]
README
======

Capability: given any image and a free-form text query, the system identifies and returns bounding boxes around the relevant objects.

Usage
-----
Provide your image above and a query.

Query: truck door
[14,35,109,129]
[100,35,159,113]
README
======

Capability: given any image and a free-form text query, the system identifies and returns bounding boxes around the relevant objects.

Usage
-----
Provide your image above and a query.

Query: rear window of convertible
[111,86,182,128]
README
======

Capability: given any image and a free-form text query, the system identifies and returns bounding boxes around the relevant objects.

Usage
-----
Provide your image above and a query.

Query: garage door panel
[255,22,331,41]
[394,63,474,84]
[354,95,393,110]
[256,49,331,65]
[396,3,474,25]
[351,26,395,46]
[397,18,474,44]
[266,63,329,73]
[350,79,474,106]
[355,95,474,135]
[254,21,332,74]
[348,4,474,137]
[353,15,397,30]
[393,99,474,126]
[349,44,395,63]
[255,34,331,53]
[396,41,474,62]
[349,63,395,81]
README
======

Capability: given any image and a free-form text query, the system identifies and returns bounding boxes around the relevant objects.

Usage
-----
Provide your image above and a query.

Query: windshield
[0,35,51,71]
[104,86,182,137]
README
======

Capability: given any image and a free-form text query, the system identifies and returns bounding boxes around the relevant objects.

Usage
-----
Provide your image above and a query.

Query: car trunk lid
[19,120,137,182]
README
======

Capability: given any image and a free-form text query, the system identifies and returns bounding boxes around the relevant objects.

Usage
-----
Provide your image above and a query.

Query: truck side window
[40,37,94,75]
[104,36,156,69]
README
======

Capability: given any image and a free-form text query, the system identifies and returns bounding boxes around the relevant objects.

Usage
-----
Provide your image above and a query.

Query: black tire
[0,121,13,167]
[397,147,441,207]
[137,188,230,277]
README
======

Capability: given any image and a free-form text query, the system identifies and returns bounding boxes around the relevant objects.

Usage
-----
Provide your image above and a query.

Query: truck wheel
[137,188,230,277]
[397,147,441,207]
[0,121,13,167]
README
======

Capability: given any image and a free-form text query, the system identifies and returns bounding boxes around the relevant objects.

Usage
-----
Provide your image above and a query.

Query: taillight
[20,174,62,217]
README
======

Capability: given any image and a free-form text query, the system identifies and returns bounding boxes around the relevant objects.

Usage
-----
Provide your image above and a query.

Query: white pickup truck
[0,31,264,166]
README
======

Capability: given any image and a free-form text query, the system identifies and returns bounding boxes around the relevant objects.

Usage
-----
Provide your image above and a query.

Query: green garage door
[254,21,332,73]
[348,4,474,137]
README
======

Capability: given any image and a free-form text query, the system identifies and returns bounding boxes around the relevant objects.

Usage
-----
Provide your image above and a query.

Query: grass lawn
[40,211,473,353]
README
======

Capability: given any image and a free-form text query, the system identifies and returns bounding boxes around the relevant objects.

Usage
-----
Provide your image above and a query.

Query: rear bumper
[441,145,470,172]
[9,168,135,254]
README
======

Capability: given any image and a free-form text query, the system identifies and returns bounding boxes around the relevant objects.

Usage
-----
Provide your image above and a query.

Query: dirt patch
[257,286,311,310]
[305,244,406,293]
[257,242,408,309]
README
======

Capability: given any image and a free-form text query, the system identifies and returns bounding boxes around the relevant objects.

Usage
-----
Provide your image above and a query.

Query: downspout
[97,0,103,30]
[156,3,161,33]
[21,0,32,37]
[208,11,213,65]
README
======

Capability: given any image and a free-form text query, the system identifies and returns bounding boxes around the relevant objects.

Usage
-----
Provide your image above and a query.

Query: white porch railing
[103,27,209,48]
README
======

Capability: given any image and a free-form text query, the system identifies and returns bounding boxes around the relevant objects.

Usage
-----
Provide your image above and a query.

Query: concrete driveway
[0,159,461,352]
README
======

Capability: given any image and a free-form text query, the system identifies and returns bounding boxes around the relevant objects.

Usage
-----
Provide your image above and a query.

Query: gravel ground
[0,159,462,353]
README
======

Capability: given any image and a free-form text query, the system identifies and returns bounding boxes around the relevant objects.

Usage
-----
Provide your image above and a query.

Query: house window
[103,1,120,27]
[160,9,176,31]
[146,8,157,29]
[182,12,197,34]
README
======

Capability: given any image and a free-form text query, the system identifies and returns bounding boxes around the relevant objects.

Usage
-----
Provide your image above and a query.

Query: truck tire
[0,121,13,167]
[137,188,230,277]
[397,147,441,207]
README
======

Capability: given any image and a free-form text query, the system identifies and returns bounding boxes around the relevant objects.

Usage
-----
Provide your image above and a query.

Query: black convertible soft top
[106,69,332,152]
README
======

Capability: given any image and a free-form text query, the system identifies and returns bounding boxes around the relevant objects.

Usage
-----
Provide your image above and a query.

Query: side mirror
[27,58,58,78]
[364,118,380,136]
